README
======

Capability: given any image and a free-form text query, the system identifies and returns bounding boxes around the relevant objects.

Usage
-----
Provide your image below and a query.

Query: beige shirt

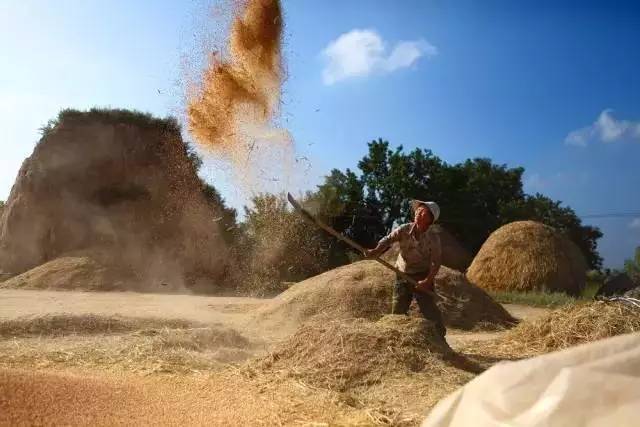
[379,223,441,275]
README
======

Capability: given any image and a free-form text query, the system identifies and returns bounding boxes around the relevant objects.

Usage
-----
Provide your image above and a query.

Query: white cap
[411,200,440,222]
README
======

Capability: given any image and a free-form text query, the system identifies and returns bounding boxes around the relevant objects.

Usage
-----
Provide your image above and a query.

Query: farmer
[365,200,446,337]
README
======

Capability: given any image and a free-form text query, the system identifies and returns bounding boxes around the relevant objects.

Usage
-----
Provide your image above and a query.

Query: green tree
[624,247,640,281]
[315,138,602,270]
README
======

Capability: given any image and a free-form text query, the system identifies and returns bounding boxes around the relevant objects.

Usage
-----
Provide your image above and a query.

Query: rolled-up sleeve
[378,224,407,250]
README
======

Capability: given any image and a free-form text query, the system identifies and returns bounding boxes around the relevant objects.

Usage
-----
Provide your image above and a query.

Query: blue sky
[1,1,639,267]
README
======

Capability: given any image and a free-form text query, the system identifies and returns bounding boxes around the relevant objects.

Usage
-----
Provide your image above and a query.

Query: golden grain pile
[254,261,516,333]
[477,301,640,358]
[467,221,587,295]
[257,315,458,391]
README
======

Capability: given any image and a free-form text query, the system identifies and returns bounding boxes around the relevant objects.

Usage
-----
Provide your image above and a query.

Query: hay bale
[0,109,228,290]
[467,221,587,295]
[487,301,640,357]
[255,261,515,332]
[258,315,454,391]
[381,225,473,272]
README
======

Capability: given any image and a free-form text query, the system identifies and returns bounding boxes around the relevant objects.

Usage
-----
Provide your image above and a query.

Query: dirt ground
[0,289,550,426]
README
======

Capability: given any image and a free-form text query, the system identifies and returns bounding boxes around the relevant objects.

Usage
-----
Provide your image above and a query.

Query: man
[365,200,446,337]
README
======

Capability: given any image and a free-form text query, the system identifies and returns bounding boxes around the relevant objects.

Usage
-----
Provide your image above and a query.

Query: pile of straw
[255,261,515,333]
[467,221,587,295]
[482,301,640,358]
[257,315,454,391]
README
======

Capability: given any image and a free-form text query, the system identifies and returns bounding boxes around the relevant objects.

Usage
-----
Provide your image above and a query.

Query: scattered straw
[256,315,456,391]
[468,301,640,358]
[0,314,195,338]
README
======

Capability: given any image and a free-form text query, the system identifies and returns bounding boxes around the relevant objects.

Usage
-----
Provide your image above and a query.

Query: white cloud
[630,218,640,229]
[321,29,437,85]
[565,109,640,147]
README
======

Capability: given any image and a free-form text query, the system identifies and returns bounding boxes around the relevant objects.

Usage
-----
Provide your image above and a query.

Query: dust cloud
[187,0,295,195]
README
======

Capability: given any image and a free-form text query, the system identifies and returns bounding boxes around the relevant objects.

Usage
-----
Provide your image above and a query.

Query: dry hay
[467,221,587,295]
[0,314,257,374]
[0,314,194,338]
[435,267,516,330]
[254,261,393,331]
[255,261,515,333]
[0,256,133,292]
[257,315,456,392]
[382,225,473,272]
[476,301,640,358]
[0,109,228,291]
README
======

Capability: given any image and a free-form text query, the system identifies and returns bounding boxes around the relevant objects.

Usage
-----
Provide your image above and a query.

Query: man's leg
[415,292,447,337]
[391,278,412,315]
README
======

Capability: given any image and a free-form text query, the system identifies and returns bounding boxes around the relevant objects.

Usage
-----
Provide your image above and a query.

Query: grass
[489,290,581,308]
[489,280,602,308]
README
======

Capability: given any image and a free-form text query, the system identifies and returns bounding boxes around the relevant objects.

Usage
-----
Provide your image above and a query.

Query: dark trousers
[392,274,446,337]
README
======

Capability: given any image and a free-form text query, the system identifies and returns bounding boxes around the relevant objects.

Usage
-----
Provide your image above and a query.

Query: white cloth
[423,332,640,427]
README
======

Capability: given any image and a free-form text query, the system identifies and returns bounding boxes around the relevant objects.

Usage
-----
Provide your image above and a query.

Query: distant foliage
[233,193,331,296]
[624,247,640,284]
[309,139,603,271]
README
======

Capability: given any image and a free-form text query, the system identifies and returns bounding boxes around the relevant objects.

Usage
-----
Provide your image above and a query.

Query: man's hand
[363,247,381,258]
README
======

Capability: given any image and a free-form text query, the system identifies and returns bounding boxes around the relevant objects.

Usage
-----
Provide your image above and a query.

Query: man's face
[414,206,433,231]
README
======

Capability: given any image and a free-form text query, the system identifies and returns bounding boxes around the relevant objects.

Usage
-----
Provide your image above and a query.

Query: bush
[232,193,331,296]
[39,107,181,139]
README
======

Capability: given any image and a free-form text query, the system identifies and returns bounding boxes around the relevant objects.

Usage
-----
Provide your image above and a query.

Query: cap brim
[411,200,429,213]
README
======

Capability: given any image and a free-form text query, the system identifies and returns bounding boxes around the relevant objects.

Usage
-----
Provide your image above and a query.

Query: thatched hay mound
[436,267,516,330]
[467,221,587,295]
[255,261,515,332]
[0,256,130,292]
[258,315,454,391]
[381,225,473,272]
[0,109,228,291]
[486,301,640,357]
[254,261,393,334]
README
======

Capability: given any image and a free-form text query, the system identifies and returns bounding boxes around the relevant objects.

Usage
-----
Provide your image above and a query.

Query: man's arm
[364,226,404,257]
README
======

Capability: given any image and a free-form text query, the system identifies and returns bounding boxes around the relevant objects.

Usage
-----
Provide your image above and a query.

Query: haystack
[0,109,228,290]
[484,301,640,358]
[258,315,454,391]
[467,221,587,295]
[381,225,473,272]
[0,256,130,292]
[254,261,515,332]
